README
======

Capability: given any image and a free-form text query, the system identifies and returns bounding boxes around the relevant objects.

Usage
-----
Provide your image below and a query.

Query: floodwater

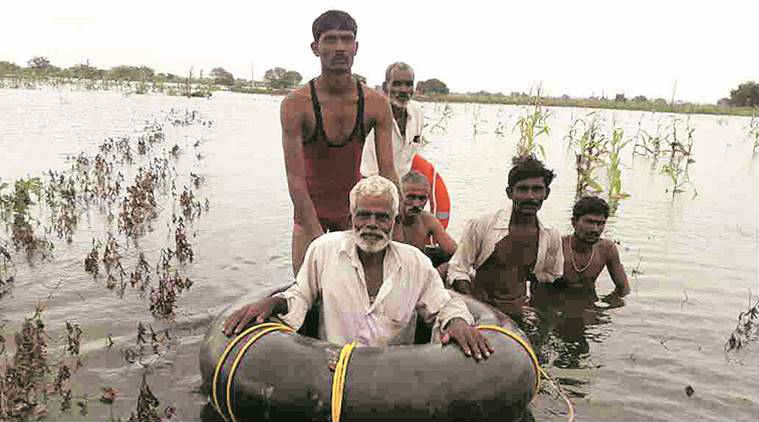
[0,88,757,421]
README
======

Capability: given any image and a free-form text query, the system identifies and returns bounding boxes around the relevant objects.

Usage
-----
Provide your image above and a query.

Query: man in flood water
[282,10,399,274]
[532,196,630,310]
[224,176,492,360]
[360,61,423,178]
[448,155,564,320]
[399,170,457,276]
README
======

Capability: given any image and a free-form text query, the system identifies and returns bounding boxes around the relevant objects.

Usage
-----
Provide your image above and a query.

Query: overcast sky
[2,1,757,103]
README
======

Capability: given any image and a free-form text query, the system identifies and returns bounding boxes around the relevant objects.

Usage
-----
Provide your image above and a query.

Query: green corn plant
[606,126,631,209]
[632,117,664,159]
[565,112,607,197]
[513,94,551,159]
[661,117,696,196]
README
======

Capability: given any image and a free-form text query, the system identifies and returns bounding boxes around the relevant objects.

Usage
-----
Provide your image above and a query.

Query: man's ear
[354,41,359,55]
[311,41,320,56]
[505,186,513,199]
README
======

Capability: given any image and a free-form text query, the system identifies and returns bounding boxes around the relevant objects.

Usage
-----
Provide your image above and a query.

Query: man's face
[506,177,549,216]
[402,181,429,217]
[386,68,414,108]
[572,213,606,244]
[352,194,394,253]
[311,29,358,72]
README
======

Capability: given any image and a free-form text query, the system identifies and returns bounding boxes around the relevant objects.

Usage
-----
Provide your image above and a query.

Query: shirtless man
[448,156,564,319]
[399,171,456,272]
[532,196,630,310]
[282,10,399,274]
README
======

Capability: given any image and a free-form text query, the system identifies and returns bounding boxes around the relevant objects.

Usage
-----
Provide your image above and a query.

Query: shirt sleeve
[274,241,321,330]
[540,229,564,283]
[446,217,480,287]
[416,257,474,328]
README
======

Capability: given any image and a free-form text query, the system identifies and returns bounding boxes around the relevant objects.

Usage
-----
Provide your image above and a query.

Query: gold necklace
[571,242,595,273]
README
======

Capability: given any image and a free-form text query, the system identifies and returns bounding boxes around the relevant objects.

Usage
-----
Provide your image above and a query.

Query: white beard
[354,228,391,253]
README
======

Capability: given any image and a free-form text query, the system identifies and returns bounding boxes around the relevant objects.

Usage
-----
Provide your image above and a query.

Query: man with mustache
[448,156,564,321]
[224,176,492,360]
[282,10,399,275]
[399,170,457,275]
[532,196,630,310]
[360,62,422,178]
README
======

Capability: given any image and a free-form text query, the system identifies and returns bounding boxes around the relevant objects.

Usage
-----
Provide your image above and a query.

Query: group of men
[223,10,630,363]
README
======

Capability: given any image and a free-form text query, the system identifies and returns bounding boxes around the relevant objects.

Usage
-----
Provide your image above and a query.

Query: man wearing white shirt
[224,176,492,360]
[448,156,564,320]
[360,62,424,178]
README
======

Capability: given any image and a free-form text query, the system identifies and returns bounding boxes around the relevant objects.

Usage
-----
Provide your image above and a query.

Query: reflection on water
[0,89,757,421]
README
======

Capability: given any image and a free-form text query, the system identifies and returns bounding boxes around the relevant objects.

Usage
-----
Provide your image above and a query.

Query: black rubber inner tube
[199,284,538,421]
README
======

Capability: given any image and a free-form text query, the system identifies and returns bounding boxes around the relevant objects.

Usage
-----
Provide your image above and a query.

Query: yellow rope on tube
[331,341,357,422]
[211,322,293,422]
[476,324,542,392]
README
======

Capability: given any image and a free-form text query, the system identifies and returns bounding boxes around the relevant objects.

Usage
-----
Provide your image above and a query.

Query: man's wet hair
[572,196,610,220]
[312,10,357,41]
[507,154,556,189]
[401,170,429,188]
[384,62,414,82]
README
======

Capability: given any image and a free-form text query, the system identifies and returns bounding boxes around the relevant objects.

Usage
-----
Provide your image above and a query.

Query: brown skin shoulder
[562,235,630,302]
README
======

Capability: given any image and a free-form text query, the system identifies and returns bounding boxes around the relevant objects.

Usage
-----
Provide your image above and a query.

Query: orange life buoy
[410,154,450,229]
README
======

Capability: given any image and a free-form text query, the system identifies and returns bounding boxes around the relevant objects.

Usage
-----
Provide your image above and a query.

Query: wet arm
[281,97,322,235]
[427,214,457,257]
[606,242,630,296]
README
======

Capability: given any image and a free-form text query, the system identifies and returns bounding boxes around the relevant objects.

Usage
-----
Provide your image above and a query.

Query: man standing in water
[448,156,564,320]
[282,10,399,274]
[225,176,492,360]
[360,62,423,178]
[532,196,630,309]
[399,171,457,274]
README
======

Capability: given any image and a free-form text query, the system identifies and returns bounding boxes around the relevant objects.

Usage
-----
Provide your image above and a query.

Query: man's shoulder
[309,231,348,250]
[391,240,429,262]
[598,238,619,256]
[281,86,311,109]
[363,87,391,113]
[420,211,441,228]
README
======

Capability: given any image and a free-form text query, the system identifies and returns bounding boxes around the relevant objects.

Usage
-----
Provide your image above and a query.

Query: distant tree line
[0,56,308,90]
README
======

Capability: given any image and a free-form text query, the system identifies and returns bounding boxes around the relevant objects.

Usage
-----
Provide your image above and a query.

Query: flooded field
[0,88,757,421]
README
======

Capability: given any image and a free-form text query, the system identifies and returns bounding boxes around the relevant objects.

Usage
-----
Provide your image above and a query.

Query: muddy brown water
[1,88,757,421]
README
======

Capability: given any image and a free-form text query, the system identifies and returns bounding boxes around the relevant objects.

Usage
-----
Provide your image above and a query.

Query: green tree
[0,61,21,76]
[264,67,302,89]
[416,78,449,95]
[614,93,627,102]
[27,56,51,70]
[210,67,235,86]
[729,81,759,107]
[632,95,648,102]
[283,70,303,87]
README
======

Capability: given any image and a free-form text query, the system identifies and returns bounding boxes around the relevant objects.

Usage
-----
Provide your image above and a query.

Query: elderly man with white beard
[224,175,492,360]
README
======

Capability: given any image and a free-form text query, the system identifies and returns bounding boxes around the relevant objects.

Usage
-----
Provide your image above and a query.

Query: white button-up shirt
[276,231,474,346]
[447,204,564,286]
[360,100,424,177]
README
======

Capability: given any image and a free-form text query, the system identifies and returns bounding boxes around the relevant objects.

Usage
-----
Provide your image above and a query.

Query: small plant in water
[565,112,607,197]
[513,91,551,159]
[725,295,759,355]
[660,117,696,196]
[606,125,631,212]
